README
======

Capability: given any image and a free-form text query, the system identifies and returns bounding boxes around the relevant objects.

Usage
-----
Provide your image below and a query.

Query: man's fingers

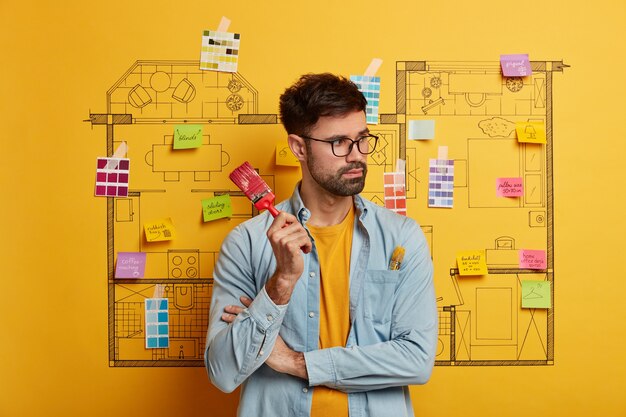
[221,313,236,323]
[224,304,245,314]
[240,296,252,307]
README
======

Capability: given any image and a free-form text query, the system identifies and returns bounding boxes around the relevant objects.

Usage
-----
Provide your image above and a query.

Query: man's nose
[345,143,365,162]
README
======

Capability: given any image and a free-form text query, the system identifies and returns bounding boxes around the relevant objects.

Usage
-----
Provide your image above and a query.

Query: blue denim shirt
[205,186,437,417]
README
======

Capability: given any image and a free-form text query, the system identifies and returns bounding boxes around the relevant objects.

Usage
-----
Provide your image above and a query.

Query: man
[205,73,437,416]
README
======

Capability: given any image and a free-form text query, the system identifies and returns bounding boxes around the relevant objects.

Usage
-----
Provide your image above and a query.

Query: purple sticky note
[115,252,147,278]
[500,54,532,77]
[519,249,547,270]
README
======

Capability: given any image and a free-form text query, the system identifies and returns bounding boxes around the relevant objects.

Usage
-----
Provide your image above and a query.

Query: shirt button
[266,314,274,322]
[259,350,264,356]
[302,387,308,393]
[309,272,315,278]
[308,312,315,318]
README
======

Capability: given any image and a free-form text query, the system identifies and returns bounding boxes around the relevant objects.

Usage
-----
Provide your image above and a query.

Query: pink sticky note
[500,54,532,77]
[496,177,523,197]
[115,252,147,278]
[519,249,546,270]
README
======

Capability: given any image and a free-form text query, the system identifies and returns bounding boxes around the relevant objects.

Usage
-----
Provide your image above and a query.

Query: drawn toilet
[174,285,194,310]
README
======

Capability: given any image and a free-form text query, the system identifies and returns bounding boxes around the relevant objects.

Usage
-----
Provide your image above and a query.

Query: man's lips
[342,168,363,178]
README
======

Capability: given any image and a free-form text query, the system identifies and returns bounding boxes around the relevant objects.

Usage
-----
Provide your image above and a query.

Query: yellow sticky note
[275,140,299,167]
[516,121,546,144]
[456,250,488,276]
[144,218,176,242]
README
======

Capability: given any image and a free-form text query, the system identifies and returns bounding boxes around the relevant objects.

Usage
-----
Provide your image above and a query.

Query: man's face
[304,110,369,197]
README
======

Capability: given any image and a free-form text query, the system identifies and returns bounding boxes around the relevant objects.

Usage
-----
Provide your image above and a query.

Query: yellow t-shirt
[306,205,354,417]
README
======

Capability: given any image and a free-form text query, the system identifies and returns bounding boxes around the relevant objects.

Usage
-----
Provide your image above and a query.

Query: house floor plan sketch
[88,59,566,367]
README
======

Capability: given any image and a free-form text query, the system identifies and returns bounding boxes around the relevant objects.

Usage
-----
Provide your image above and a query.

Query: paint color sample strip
[383,172,407,216]
[200,30,240,72]
[351,75,380,124]
[95,157,130,197]
[145,298,169,349]
[428,157,454,208]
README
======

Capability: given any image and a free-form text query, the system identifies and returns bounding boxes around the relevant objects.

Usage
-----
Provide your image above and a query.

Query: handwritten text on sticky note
[144,218,176,242]
[519,249,547,269]
[521,281,551,308]
[202,195,232,222]
[115,252,147,278]
[501,54,532,77]
[173,124,203,149]
[497,177,524,197]
[456,250,487,276]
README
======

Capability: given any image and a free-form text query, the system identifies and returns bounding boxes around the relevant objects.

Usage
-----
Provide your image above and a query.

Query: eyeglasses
[300,133,379,157]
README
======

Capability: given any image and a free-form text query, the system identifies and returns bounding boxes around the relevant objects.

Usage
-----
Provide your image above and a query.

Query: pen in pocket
[389,246,405,270]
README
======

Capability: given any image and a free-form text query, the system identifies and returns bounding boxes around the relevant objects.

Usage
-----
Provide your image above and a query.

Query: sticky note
[408,120,435,140]
[383,172,407,216]
[115,252,147,278]
[519,249,547,270]
[145,298,169,348]
[144,218,176,242]
[521,281,551,308]
[516,121,546,144]
[200,30,240,73]
[457,250,487,276]
[350,75,380,124]
[173,124,203,149]
[496,177,524,197]
[500,54,532,77]
[276,140,299,166]
[202,195,232,222]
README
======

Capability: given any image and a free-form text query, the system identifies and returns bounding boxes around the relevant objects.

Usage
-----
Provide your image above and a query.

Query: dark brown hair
[279,73,367,136]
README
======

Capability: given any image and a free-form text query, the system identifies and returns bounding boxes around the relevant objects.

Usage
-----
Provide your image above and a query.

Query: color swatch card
[200,30,240,72]
[383,172,407,216]
[276,140,299,166]
[173,124,203,149]
[496,177,524,197]
[144,218,176,242]
[408,120,435,140]
[202,195,232,222]
[456,250,488,276]
[115,252,147,278]
[428,158,454,208]
[516,121,546,144]
[350,75,380,124]
[521,281,551,309]
[95,157,130,197]
[145,298,169,349]
[500,54,532,77]
[519,249,547,270]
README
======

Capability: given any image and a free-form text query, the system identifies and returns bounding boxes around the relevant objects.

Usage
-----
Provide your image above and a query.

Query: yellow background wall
[1,0,625,416]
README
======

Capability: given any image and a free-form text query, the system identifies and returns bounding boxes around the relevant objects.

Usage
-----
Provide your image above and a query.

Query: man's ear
[288,134,307,162]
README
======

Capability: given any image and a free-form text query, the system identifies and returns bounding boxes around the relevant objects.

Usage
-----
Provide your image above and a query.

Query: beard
[306,155,368,197]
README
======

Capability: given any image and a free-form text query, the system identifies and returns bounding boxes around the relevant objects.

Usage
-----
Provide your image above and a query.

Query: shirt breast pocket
[363,270,400,324]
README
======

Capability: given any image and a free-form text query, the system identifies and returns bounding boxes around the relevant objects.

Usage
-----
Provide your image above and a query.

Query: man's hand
[265,212,312,305]
[265,334,308,380]
[221,295,252,323]
[222,295,308,381]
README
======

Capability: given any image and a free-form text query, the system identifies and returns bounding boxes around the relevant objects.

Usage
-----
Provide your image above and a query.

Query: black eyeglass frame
[299,133,379,157]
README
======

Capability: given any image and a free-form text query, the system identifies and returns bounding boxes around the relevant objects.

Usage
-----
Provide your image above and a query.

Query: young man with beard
[205,73,437,417]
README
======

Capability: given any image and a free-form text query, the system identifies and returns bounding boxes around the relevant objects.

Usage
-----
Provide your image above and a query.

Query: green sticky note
[521,281,551,309]
[202,195,232,222]
[173,124,203,149]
